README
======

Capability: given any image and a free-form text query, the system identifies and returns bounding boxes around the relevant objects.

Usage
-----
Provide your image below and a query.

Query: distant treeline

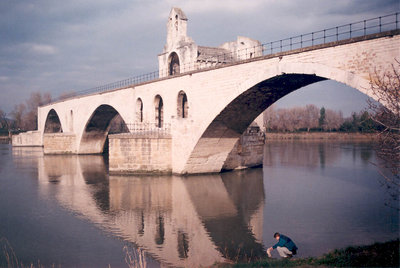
[0,92,52,135]
[262,104,382,133]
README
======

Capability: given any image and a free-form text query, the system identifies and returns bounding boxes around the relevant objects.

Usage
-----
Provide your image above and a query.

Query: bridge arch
[79,104,128,154]
[239,62,373,102]
[44,109,63,133]
[177,90,188,118]
[182,63,374,173]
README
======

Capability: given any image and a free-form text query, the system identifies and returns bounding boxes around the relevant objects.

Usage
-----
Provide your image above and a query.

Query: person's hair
[274,232,280,238]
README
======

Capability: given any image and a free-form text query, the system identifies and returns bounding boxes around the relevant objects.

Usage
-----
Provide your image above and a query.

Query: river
[0,141,398,267]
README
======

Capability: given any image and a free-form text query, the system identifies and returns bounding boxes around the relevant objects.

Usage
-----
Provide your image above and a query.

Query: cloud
[165,0,268,14]
[29,44,57,55]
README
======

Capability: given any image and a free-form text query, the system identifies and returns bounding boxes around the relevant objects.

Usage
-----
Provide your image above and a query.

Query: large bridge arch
[181,63,374,174]
[78,104,128,154]
[236,62,373,105]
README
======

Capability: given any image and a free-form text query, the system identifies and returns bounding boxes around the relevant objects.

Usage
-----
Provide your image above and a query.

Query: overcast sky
[0,0,398,115]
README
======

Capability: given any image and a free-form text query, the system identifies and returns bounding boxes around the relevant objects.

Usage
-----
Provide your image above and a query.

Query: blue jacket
[273,234,298,253]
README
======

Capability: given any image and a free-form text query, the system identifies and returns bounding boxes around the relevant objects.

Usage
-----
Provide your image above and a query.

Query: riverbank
[216,240,399,267]
[265,132,376,141]
[0,136,10,144]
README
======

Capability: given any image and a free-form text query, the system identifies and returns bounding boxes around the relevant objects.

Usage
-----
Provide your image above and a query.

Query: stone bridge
[22,9,400,174]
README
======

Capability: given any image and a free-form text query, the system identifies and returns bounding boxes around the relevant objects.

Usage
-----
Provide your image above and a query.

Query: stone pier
[108,133,172,174]
[43,133,77,154]
[222,124,265,171]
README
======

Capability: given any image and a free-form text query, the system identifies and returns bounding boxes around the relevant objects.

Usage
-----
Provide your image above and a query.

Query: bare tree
[325,109,344,131]
[11,103,26,131]
[368,61,400,210]
[0,109,6,129]
[263,104,343,132]
[263,104,279,131]
[11,92,52,131]
[304,104,319,131]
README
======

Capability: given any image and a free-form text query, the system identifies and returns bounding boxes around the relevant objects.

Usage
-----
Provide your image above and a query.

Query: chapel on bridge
[158,7,262,77]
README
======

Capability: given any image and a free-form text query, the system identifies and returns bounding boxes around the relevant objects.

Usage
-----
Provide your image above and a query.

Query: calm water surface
[0,141,398,267]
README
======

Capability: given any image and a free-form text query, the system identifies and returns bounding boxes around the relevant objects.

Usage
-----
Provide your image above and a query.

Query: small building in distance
[158,7,262,77]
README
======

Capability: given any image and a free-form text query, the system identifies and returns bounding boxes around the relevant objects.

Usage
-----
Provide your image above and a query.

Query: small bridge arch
[44,109,63,133]
[79,104,128,154]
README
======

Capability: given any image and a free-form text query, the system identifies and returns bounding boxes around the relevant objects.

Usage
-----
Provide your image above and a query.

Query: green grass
[217,240,399,267]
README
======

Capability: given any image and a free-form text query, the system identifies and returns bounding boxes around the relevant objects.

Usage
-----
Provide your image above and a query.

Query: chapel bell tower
[165,8,188,51]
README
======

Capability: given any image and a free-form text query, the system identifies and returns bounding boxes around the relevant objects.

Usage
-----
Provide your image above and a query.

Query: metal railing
[53,12,399,103]
[260,12,398,54]
[58,71,159,100]
[126,122,171,136]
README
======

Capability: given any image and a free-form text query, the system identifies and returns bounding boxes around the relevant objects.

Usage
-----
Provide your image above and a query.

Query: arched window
[177,91,188,118]
[136,98,143,122]
[168,52,180,76]
[154,95,163,128]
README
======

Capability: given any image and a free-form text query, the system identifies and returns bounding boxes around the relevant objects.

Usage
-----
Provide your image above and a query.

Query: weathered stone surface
[12,131,42,147]
[43,133,77,154]
[222,125,265,171]
[109,134,172,174]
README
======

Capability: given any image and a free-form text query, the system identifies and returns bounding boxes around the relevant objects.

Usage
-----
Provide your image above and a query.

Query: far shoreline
[264,132,376,141]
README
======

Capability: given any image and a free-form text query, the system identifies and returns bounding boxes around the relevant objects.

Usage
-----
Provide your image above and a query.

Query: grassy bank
[217,240,399,267]
[265,132,376,141]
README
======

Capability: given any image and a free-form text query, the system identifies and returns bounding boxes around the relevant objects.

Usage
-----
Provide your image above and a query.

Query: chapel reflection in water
[36,154,266,267]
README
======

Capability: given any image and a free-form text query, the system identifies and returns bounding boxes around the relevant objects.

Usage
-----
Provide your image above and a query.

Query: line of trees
[0,92,52,134]
[262,104,381,133]
[0,110,10,136]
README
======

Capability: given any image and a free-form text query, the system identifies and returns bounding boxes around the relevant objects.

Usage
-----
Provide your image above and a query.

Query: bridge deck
[42,13,399,107]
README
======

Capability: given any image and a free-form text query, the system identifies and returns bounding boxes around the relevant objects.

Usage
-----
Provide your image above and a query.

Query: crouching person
[267,232,298,258]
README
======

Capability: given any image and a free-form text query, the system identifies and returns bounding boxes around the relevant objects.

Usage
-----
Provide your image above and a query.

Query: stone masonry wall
[109,134,172,174]
[12,131,42,147]
[222,125,265,171]
[43,133,77,154]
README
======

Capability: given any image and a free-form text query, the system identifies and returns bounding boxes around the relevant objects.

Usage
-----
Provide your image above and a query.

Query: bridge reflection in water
[36,154,266,267]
